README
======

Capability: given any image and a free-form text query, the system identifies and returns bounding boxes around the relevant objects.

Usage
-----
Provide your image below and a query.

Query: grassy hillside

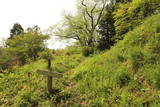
[0,14,160,107]
[72,14,160,106]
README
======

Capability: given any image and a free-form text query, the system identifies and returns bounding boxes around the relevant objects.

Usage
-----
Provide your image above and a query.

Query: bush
[53,49,66,56]
[146,54,158,64]
[149,33,160,54]
[113,0,160,40]
[38,49,53,60]
[128,47,145,71]
[153,72,160,89]
[89,97,107,107]
[116,71,131,87]
[15,90,39,107]
[15,90,32,107]
[117,54,126,62]
[65,46,82,55]
[0,48,19,70]
[82,46,94,57]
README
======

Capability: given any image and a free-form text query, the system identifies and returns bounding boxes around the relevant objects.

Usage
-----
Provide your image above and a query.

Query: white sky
[0,0,76,49]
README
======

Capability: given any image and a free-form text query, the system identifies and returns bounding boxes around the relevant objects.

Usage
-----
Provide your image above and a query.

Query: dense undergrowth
[0,52,85,107]
[0,14,160,107]
[72,14,160,106]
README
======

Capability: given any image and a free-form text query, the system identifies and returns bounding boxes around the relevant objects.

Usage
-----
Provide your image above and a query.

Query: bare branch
[81,0,98,31]
[83,12,92,34]
[55,33,79,40]
[91,3,97,15]
[90,3,97,29]
[81,0,92,18]
[95,0,107,27]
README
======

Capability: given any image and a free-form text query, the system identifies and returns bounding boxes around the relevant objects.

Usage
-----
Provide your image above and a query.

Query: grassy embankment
[0,14,160,106]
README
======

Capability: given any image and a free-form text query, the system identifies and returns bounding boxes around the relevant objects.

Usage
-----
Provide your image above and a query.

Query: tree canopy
[6,26,49,64]
[54,0,160,51]
[55,0,108,47]
[10,23,24,39]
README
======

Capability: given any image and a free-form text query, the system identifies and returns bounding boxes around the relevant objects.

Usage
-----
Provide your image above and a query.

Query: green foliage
[15,90,38,107]
[55,0,108,47]
[88,97,107,107]
[114,3,131,39]
[39,49,53,60]
[54,12,91,46]
[65,45,82,55]
[115,0,132,3]
[72,14,160,106]
[0,48,17,70]
[1,0,160,106]
[0,50,85,106]
[128,47,145,71]
[113,0,160,41]
[98,5,115,50]
[6,27,49,64]
[116,70,131,87]
[9,23,24,39]
[82,46,94,57]
[117,54,126,62]
[153,72,160,89]
[148,33,160,55]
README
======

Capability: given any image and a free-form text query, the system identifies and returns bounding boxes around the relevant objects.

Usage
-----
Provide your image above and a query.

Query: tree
[80,0,108,46]
[6,26,49,64]
[0,48,17,70]
[38,49,53,69]
[54,13,90,46]
[98,5,115,50]
[27,25,41,32]
[54,0,108,47]
[110,0,132,5]
[10,23,24,39]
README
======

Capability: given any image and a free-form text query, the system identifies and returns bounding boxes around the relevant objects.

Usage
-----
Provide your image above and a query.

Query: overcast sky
[0,0,76,49]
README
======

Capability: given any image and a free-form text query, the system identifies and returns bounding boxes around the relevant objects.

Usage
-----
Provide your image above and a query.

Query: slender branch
[83,12,92,34]
[55,33,79,40]
[81,0,92,18]
[81,0,107,32]
[95,0,107,27]
[90,3,97,29]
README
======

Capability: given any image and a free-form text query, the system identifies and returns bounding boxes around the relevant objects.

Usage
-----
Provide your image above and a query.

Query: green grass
[0,53,85,107]
[72,14,160,106]
[0,14,160,107]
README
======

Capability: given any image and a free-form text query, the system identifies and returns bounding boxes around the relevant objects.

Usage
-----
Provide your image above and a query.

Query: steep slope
[1,14,160,107]
[72,14,160,106]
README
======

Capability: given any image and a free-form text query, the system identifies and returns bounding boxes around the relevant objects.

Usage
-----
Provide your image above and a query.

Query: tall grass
[72,14,160,106]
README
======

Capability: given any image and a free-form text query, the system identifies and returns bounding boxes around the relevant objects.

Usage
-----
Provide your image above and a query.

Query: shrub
[66,46,82,55]
[53,49,66,56]
[82,46,94,57]
[117,54,126,62]
[113,0,160,41]
[15,90,39,107]
[39,49,53,60]
[15,90,31,107]
[146,54,158,64]
[89,97,106,107]
[128,47,145,71]
[116,71,131,87]
[149,33,160,54]
[153,72,160,89]
[0,48,19,70]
